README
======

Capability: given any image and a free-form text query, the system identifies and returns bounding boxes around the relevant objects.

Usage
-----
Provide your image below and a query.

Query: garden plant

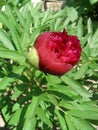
[0,0,98,130]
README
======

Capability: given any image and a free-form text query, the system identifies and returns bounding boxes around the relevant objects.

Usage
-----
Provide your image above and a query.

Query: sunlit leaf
[71,116,95,130]
[68,109,98,120]
[55,108,67,130]
[36,107,52,127]
[65,114,77,130]
[61,75,91,97]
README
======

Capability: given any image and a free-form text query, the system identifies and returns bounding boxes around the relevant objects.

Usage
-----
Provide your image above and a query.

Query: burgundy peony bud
[28,29,82,75]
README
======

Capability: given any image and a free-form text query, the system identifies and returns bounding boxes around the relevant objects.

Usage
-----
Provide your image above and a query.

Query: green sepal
[27,47,39,68]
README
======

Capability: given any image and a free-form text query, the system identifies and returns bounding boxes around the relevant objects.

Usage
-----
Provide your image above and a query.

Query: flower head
[28,29,82,75]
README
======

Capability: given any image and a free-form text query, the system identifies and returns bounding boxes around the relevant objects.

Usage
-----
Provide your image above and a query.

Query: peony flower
[28,29,82,75]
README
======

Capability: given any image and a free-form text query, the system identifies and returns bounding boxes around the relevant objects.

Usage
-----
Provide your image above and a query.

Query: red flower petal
[28,29,82,75]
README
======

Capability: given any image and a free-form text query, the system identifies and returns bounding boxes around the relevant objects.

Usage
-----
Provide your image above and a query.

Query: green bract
[28,47,39,68]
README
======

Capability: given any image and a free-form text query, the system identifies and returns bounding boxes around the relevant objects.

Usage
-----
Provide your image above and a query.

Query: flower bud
[28,29,82,75]
[27,47,39,68]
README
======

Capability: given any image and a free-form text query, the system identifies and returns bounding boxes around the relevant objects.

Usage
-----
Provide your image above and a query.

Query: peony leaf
[89,0,98,5]
[21,12,32,49]
[25,88,41,119]
[65,7,78,22]
[70,116,95,130]
[1,106,11,122]
[0,29,15,50]
[74,62,89,79]
[11,84,26,100]
[61,75,91,98]
[59,100,83,110]
[67,109,98,120]
[65,114,77,130]
[77,18,83,41]
[23,117,36,130]
[81,33,91,47]
[14,7,24,27]
[42,93,58,106]
[36,107,52,127]
[0,65,25,96]
[46,75,62,85]
[55,109,67,130]
[42,8,51,24]
[0,11,9,28]
[0,48,26,62]
[9,108,23,126]
[5,5,23,52]
[47,85,79,99]
[92,29,98,43]
[87,18,93,33]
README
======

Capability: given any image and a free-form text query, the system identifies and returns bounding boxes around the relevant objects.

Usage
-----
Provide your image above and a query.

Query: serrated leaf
[61,75,91,98]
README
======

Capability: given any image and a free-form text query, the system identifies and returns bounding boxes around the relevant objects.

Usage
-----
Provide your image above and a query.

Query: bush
[0,0,98,130]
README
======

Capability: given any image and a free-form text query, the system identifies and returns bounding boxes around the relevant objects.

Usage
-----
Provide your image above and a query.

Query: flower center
[49,33,81,66]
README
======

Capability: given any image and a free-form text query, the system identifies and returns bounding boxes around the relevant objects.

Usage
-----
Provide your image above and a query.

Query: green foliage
[64,0,98,26]
[0,0,98,130]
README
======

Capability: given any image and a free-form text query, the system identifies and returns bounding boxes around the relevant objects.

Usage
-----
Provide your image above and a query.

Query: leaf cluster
[0,0,98,130]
